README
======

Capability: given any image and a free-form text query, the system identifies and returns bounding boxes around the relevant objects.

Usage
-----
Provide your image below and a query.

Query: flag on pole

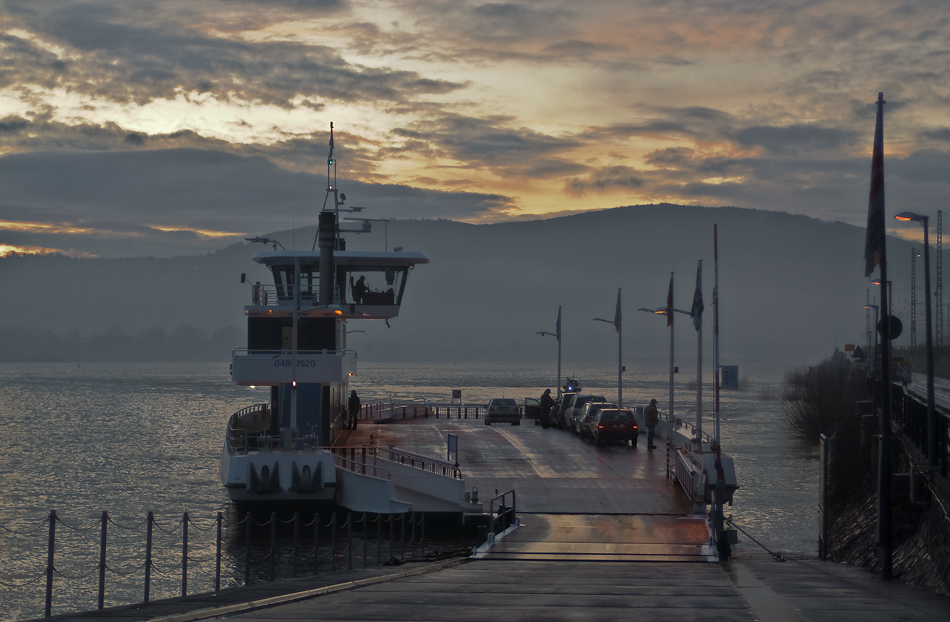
[666,273,674,327]
[864,93,886,277]
[613,288,622,333]
[691,262,703,331]
[555,306,561,341]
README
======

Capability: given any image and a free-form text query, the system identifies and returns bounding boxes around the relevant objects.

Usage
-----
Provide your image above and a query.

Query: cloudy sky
[1,0,948,258]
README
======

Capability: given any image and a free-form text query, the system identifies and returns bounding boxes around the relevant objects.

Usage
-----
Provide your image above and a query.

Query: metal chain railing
[1,508,465,619]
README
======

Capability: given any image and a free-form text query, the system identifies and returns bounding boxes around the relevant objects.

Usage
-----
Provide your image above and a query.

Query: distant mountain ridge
[0,205,921,365]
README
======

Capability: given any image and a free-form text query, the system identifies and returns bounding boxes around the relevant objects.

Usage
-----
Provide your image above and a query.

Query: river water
[0,359,815,621]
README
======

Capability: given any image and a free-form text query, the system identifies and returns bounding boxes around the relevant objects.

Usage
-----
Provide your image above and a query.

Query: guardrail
[329,445,462,480]
[888,382,950,477]
[487,490,517,541]
[1,510,450,620]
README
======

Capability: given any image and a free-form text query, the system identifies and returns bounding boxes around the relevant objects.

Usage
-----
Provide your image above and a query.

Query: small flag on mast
[614,288,622,333]
[691,262,703,331]
[666,273,674,327]
[556,307,561,341]
[864,93,886,277]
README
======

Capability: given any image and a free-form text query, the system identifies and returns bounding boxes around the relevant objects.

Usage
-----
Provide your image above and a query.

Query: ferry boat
[220,125,478,514]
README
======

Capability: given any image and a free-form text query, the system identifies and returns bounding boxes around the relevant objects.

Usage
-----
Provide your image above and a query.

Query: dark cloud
[393,114,581,172]
[566,166,646,196]
[4,1,463,109]
[734,124,855,156]
[0,147,512,257]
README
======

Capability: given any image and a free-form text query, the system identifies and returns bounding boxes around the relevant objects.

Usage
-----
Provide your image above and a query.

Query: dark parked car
[485,398,521,425]
[577,401,617,439]
[568,394,607,434]
[553,393,576,429]
[590,409,639,446]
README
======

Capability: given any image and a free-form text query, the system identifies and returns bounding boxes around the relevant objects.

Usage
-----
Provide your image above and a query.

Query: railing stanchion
[45,509,56,618]
[144,511,153,603]
[347,514,353,570]
[182,512,189,597]
[244,511,251,586]
[98,511,107,610]
[362,513,368,568]
[331,513,337,573]
[293,512,300,578]
[215,512,222,592]
[269,512,277,581]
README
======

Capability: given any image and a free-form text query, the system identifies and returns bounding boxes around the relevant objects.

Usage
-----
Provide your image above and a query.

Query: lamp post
[639,298,692,423]
[895,212,937,466]
[594,289,623,408]
[537,306,562,397]
[865,303,880,414]
[871,278,893,319]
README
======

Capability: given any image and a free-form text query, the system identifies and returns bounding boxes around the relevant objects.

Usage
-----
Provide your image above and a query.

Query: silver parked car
[485,398,521,425]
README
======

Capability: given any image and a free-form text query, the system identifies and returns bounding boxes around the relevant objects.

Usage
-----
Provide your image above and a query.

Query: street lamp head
[895,211,927,223]
[864,304,878,310]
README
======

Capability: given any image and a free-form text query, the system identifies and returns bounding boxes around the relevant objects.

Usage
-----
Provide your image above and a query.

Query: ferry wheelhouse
[220,127,431,508]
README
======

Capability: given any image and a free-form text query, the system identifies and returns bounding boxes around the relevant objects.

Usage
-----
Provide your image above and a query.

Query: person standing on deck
[540,389,554,428]
[348,390,361,430]
[644,398,660,449]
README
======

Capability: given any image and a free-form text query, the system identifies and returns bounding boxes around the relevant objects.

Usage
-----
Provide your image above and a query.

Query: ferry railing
[486,490,517,542]
[1,510,460,620]
[225,403,271,454]
[329,447,394,480]
[329,445,462,480]
[360,401,512,423]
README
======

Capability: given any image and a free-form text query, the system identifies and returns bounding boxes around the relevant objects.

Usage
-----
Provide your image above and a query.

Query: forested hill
[0,204,918,365]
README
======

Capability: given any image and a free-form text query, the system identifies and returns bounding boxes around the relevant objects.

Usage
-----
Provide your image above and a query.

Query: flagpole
[714,226,720,446]
[865,91,892,580]
[617,289,623,409]
[668,273,675,424]
[694,261,703,445]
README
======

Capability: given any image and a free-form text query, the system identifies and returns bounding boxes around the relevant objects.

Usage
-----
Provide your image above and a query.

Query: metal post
[314,513,321,574]
[347,514,353,570]
[269,512,277,581]
[144,512,153,602]
[293,512,300,578]
[922,220,937,467]
[331,513,337,573]
[98,511,107,609]
[244,511,251,586]
[215,512,222,592]
[45,510,56,618]
[181,512,189,597]
[362,513,368,568]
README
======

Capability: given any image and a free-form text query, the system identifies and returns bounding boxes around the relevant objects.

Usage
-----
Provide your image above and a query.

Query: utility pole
[937,210,943,347]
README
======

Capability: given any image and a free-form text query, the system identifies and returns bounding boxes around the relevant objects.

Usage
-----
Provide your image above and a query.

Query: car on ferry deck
[552,393,576,429]
[590,408,639,446]
[485,398,521,425]
[568,394,607,433]
[576,401,616,439]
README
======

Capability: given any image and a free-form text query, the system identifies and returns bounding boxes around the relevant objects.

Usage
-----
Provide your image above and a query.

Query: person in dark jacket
[644,398,660,449]
[540,388,554,428]
[347,390,361,429]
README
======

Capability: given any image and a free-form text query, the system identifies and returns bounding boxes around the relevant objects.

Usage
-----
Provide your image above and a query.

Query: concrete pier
[38,413,950,622]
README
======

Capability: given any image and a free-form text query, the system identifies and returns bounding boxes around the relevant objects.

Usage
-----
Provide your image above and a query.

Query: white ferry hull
[220,445,338,505]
